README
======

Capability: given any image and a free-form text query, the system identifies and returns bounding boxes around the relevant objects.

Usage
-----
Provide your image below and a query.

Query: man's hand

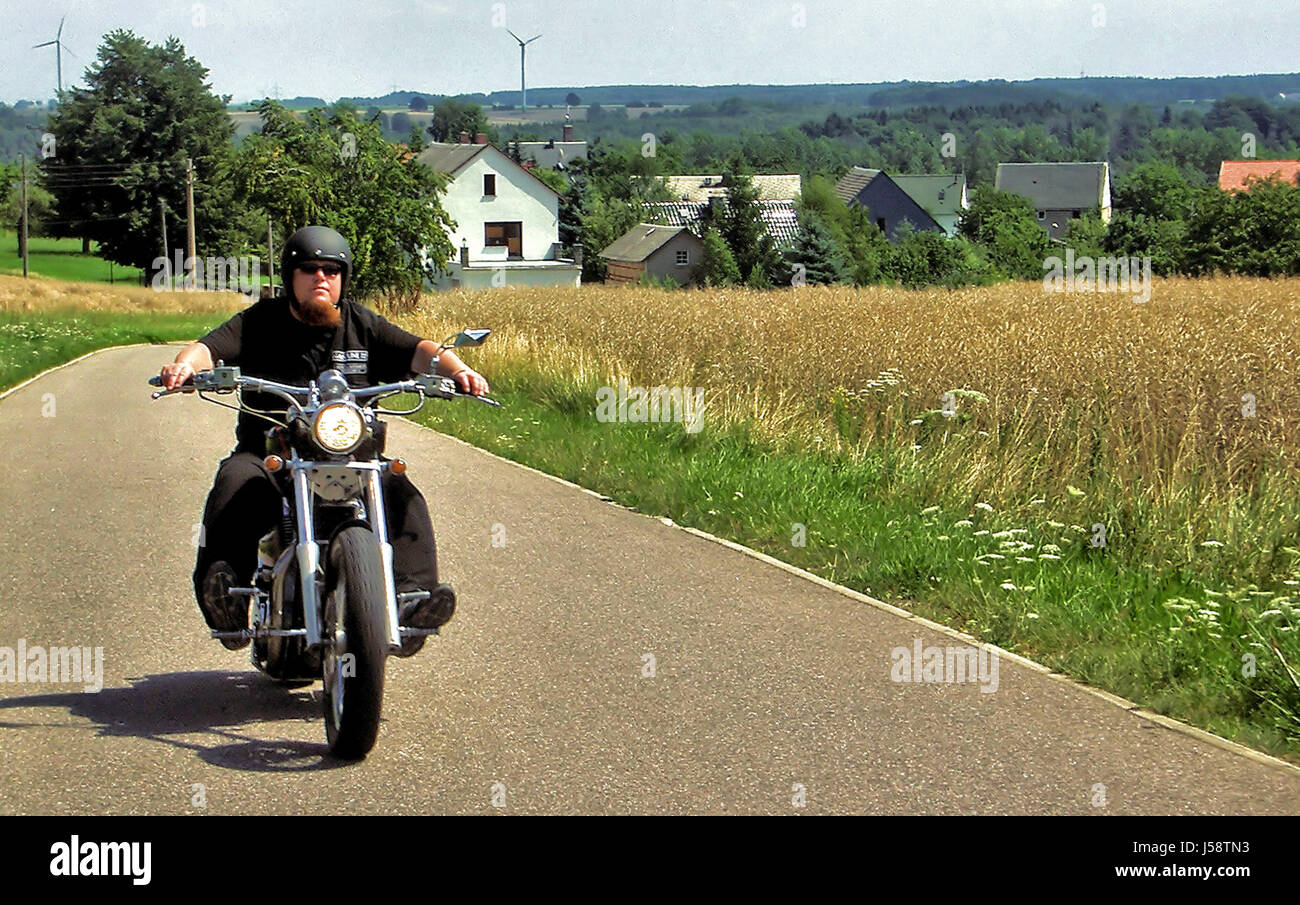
[160,361,196,391]
[449,367,490,396]
[161,342,215,390]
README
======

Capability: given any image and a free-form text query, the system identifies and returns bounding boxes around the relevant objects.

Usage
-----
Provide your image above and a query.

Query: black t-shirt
[198,295,424,453]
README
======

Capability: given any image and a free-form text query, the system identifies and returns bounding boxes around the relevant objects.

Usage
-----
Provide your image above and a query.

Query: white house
[416,136,581,290]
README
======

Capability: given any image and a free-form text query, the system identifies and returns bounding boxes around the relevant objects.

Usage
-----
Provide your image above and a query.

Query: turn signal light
[264,455,284,472]
[390,458,407,475]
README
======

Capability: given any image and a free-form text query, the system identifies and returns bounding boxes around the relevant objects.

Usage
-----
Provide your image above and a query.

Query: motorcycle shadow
[0,670,353,772]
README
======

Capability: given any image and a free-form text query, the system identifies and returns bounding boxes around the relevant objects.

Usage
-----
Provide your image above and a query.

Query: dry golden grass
[0,274,248,316]
[383,277,1300,511]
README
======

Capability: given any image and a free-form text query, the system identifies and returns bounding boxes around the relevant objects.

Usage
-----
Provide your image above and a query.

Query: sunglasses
[297,262,343,277]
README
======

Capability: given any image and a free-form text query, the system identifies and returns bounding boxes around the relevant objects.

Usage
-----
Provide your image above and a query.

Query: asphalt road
[0,344,1297,815]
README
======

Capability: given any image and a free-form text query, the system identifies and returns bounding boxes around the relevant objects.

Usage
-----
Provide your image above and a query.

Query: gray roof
[599,223,699,262]
[515,140,588,170]
[892,174,967,217]
[415,141,563,198]
[415,142,488,175]
[834,166,883,204]
[994,162,1109,209]
[643,199,801,248]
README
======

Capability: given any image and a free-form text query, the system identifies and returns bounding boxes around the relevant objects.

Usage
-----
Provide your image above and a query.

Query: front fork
[291,462,402,651]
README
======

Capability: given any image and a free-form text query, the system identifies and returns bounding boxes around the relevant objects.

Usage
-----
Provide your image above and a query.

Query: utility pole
[185,158,197,289]
[267,218,274,296]
[20,155,28,277]
[159,199,169,288]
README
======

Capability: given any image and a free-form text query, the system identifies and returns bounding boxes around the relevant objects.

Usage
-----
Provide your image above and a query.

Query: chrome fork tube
[364,465,402,650]
[292,464,324,647]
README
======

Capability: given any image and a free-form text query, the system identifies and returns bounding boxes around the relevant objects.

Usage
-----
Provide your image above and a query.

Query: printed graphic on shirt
[331,349,369,375]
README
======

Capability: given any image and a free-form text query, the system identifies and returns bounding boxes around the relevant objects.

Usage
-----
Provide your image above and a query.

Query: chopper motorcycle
[149,329,498,758]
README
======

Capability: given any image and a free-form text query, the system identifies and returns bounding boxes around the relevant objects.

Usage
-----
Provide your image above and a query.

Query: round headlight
[313,403,364,453]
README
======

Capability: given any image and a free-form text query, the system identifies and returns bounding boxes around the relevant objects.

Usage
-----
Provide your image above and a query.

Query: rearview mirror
[447,328,491,348]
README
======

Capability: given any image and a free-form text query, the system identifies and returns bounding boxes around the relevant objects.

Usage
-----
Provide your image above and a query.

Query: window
[1036,210,1046,220]
[675,250,690,266]
[483,174,496,196]
[484,221,523,258]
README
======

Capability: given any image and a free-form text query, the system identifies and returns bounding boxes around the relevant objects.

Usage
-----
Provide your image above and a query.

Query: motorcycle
[149,329,499,759]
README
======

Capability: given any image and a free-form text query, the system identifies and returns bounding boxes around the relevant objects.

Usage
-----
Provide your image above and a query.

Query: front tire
[322,526,389,759]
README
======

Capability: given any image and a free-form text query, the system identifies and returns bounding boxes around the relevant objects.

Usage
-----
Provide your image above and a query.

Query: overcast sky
[2,0,1298,104]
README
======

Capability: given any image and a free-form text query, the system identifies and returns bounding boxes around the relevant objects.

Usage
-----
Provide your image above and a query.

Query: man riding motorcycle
[159,225,488,657]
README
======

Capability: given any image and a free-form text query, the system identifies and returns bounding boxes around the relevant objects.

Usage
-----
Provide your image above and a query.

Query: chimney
[562,123,574,142]
[475,132,488,145]
[458,130,470,144]
[573,243,584,267]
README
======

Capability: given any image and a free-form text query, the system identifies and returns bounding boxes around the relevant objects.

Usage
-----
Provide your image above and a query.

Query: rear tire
[322,526,389,759]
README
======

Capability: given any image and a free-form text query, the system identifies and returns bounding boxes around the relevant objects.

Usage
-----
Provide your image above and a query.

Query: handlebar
[149,368,499,407]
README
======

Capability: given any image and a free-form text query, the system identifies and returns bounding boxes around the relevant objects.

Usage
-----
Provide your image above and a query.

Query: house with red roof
[1217,160,1300,193]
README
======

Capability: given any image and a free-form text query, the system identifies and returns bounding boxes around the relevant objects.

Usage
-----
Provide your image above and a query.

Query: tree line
[4,30,1299,296]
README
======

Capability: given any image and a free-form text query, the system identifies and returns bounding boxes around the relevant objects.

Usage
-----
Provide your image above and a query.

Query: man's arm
[410,339,489,395]
[159,341,216,390]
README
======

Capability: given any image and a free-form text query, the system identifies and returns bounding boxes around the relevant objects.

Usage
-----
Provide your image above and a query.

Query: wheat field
[389,278,1300,494]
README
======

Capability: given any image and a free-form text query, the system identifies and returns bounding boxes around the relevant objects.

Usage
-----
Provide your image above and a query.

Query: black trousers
[192,451,439,608]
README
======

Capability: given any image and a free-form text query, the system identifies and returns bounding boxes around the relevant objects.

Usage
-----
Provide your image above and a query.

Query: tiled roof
[416,141,563,198]
[599,223,696,262]
[892,174,968,216]
[663,174,802,202]
[414,142,487,175]
[834,166,882,203]
[1218,160,1300,192]
[995,162,1109,209]
[643,199,801,248]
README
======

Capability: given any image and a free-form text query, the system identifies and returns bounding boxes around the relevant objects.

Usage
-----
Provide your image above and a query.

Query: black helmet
[281,225,352,301]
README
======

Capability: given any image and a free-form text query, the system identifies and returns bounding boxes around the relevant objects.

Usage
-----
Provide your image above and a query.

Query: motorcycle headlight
[313,403,365,453]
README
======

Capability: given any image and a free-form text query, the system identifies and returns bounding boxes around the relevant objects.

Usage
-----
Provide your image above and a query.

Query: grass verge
[403,366,1300,763]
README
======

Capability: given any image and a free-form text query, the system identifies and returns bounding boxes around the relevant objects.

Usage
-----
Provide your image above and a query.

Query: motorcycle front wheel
[321,526,389,759]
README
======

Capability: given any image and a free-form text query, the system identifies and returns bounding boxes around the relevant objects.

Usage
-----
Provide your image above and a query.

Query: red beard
[292,293,342,328]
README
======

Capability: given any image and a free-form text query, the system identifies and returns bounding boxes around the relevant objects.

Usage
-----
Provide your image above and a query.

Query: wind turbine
[506,29,541,113]
[34,15,70,96]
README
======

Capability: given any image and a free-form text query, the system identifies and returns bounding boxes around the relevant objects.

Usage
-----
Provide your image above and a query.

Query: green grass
[0,229,146,284]
[0,310,229,391]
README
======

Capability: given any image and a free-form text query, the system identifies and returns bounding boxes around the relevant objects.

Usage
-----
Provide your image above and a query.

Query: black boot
[396,584,456,658]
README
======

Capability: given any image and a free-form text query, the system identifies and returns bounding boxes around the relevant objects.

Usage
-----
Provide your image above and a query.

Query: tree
[427,98,495,144]
[719,169,780,284]
[409,95,428,112]
[958,186,1052,279]
[1183,176,1300,276]
[692,227,741,287]
[781,213,850,285]
[41,30,248,271]
[1112,161,1195,221]
[232,100,455,300]
[565,92,581,107]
